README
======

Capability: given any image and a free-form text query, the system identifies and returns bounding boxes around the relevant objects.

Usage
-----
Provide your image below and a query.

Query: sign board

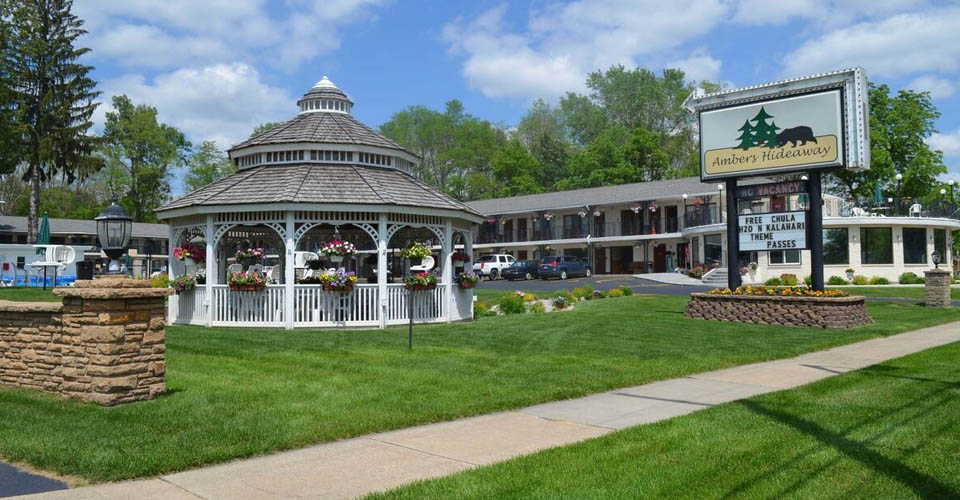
[735,180,806,199]
[686,68,869,181]
[738,211,807,251]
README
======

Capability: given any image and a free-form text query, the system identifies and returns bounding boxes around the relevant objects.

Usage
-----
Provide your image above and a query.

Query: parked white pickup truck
[472,254,516,280]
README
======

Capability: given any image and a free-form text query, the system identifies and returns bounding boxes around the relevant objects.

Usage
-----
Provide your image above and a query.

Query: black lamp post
[95,202,133,275]
[932,250,942,269]
[949,180,956,216]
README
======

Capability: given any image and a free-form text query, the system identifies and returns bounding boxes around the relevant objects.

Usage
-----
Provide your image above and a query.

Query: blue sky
[74,0,960,193]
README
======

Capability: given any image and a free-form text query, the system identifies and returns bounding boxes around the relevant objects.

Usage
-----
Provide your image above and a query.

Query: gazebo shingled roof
[230,111,409,153]
[157,164,481,216]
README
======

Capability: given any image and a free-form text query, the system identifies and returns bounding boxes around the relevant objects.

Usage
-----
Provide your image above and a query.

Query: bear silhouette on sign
[777,126,817,148]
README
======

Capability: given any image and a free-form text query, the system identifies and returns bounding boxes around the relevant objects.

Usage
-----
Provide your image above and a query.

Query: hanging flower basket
[401,242,431,267]
[173,242,205,264]
[235,247,264,267]
[456,270,479,289]
[318,269,357,292]
[320,240,356,263]
[405,270,439,291]
[228,270,266,292]
[171,275,197,294]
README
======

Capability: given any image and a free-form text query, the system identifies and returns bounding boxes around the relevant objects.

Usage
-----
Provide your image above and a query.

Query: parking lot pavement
[475,274,712,296]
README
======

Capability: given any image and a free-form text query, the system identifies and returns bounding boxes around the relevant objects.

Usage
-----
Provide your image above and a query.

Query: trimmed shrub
[606,287,625,298]
[869,276,890,285]
[572,285,595,300]
[899,272,924,284]
[520,292,537,302]
[780,273,799,286]
[827,275,848,286]
[473,302,496,318]
[851,275,869,285]
[803,275,812,286]
[529,301,546,314]
[498,294,526,315]
[765,277,783,286]
[151,274,171,288]
[619,285,634,296]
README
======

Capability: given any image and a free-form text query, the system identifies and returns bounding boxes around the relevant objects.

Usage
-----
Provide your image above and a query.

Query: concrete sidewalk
[16,321,960,500]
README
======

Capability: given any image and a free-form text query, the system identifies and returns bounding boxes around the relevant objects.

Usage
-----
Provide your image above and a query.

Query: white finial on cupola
[313,76,337,89]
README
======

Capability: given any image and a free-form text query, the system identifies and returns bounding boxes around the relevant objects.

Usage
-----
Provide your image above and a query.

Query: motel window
[823,228,849,265]
[861,227,893,264]
[769,249,800,265]
[934,229,946,261]
[903,228,927,264]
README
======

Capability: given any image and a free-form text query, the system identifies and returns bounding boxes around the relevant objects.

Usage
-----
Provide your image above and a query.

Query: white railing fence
[171,283,453,328]
[212,285,285,327]
[293,284,379,327]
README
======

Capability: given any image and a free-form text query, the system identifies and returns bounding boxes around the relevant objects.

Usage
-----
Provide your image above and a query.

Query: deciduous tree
[185,140,235,193]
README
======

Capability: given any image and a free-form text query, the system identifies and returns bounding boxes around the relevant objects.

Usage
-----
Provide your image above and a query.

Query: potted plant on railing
[320,240,356,264]
[405,270,438,291]
[229,270,266,292]
[171,274,197,294]
[173,242,204,267]
[401,242,431,267]
[451,250,470,271]
[845,268,855,280]
[456,270,479,289]
[235,247,264,267]
[319,269,357,292]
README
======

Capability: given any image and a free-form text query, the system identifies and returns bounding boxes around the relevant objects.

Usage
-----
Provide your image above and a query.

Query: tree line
[0,0,952,244]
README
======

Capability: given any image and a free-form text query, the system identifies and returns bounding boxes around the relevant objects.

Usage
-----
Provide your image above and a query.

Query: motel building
[465,176,958,283]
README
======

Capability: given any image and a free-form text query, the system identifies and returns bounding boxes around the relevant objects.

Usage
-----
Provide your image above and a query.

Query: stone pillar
[53,277,173,406]
[924,269,952,307]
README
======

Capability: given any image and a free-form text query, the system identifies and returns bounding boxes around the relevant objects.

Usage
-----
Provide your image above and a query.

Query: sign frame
[686,67,869,182]
[737,209,808,252]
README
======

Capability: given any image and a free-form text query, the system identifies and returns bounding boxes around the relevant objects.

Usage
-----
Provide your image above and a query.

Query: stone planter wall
[686,293,872,328]
[0,277,173,406]
[924,269,952,307]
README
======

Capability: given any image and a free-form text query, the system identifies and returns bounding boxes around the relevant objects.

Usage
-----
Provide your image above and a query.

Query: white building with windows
[466,177,958,283]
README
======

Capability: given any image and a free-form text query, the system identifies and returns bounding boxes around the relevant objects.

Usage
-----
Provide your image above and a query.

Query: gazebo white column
[204,215,214,327]
[284,211,295,329]
[465,227,474,262]
[377,213,388,329]
[167,225,177,322]
[443,218,453,322]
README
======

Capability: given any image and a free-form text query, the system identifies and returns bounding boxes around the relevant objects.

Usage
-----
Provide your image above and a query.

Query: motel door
[653,244,667,273]
[594,248,606,274]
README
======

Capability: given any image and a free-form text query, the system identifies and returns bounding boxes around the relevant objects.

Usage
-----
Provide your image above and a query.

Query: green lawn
[1,296,959,482]
[830,286,960,300]
[371,339,960,499]
[0,287,61,302]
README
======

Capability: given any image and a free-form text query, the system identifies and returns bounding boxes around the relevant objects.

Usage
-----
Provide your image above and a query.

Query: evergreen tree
[734,119,755,150]
[750,107,779,148]
[3,0,102,242]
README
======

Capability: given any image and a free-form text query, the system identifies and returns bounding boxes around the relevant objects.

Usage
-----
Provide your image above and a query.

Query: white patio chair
[267,265,281,284]
[227,263,243,276]
[248,264,263,275]
[850,207,867,217]
[909,203,922,217]
[409,255,435,273]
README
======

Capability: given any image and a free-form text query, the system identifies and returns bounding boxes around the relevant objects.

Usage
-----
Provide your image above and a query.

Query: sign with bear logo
[700,90,843,179]
[687,67,869,181]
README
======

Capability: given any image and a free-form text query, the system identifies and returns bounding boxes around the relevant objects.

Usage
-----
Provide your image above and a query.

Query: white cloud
[732,0,925,26]
[928,129,960,159]
[75,0,386,70]
[97,64,295,150]
[442,0,727,100]
[907,75,956,99]
[781,7,960,78]
[667,53,722,83]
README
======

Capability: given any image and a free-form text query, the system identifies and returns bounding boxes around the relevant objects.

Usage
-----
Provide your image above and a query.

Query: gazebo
[156,76,482,329]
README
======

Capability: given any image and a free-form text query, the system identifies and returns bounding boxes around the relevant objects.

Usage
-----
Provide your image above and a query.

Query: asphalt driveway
[0,462,66,498]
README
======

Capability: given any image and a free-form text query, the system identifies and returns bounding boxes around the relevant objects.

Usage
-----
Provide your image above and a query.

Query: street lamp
[949,179,956,215]
[895,173,902,215]
[932,250,942,269]
[717,184,724,223]
[95,202,133,275]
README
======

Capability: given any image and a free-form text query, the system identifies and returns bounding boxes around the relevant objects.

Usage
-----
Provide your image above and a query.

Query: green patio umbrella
[874,185,884,206]
[36,212,51,288]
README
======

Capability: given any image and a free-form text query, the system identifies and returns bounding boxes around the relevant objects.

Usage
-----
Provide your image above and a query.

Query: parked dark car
[538,256,592,280]
[501,260,540,281]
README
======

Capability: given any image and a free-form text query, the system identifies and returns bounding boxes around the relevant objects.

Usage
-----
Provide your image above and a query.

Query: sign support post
[808,170,825,291]
[725,179,741,290]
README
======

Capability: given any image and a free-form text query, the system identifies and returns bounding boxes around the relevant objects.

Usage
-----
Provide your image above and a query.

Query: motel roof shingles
[156,164,481,217]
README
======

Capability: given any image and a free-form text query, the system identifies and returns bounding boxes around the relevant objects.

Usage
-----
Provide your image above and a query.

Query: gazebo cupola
[297,76,354,114]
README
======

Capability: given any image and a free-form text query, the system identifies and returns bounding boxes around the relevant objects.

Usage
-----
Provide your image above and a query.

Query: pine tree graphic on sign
[751,107,779,148]
[734,119,755,150]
